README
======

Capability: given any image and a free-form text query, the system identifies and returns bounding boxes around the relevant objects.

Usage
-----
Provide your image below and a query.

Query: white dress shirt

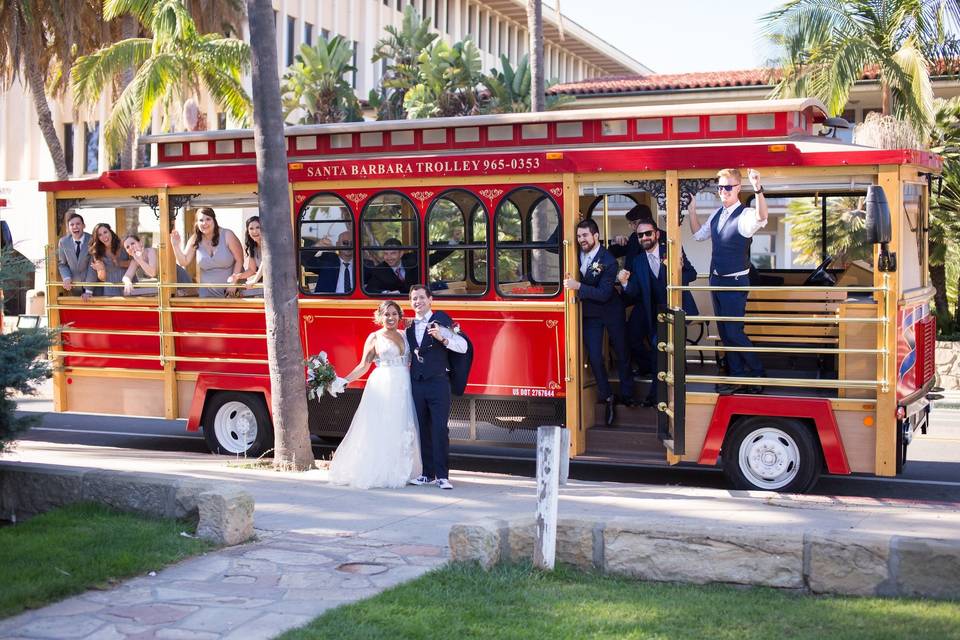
[692,204,767,277]
[579,245,601,276]
[413,311,468,353]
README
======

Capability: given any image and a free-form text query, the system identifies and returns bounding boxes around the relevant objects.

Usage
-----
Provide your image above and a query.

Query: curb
[0,461,254,546]
[450,516,960,600]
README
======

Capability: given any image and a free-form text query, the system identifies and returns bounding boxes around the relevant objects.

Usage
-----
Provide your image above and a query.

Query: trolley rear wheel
[721,417,821,493]
[202,391,273,457]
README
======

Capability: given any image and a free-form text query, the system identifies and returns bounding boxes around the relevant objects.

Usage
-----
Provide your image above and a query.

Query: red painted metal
[697,395,851,475]
[185,373,273,431]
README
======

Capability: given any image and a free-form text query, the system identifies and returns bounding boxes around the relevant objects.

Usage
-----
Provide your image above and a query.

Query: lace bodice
[373,331,409,368]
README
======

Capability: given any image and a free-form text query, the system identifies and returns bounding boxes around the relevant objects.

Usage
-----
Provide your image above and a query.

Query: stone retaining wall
[0,462,254,546]
[450,517,960,600]
[936,340,960,390]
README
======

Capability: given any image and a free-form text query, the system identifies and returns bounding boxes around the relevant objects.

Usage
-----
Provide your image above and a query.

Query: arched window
[494,187,561,296]
[425,190,488,296]
[360,192,419,296]
[298,193,354,295]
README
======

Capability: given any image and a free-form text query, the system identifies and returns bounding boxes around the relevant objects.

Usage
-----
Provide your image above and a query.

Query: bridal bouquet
[305,351,347,399]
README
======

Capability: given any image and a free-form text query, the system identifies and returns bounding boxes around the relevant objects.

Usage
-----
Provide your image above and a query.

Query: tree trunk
[955,269,960,329]
[18,22,68,181]
[881,81,891,116]
[527,0,544,112]
[246,0,315,471]
[930,262,948,315]
[119,15,140,235]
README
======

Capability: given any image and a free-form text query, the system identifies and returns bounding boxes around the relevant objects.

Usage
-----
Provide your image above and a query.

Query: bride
[327,300,422,489]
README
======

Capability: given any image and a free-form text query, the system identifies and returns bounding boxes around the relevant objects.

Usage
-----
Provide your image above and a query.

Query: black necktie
[75,240,82,258]
[343,262,352,292]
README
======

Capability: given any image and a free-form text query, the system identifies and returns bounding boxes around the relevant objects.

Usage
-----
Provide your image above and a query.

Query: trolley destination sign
[297,153,556,180]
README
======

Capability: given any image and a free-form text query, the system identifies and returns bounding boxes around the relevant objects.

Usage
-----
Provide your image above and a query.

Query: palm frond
[71,38,152,106]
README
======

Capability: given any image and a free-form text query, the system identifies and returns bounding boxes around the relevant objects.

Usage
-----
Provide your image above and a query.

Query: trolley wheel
[202,392,273,457]
[721,417,821,493]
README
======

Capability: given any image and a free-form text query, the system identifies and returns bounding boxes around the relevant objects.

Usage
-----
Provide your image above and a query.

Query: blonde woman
[327,300,422,489]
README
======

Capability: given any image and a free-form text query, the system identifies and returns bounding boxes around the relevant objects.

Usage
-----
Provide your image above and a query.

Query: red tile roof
[550,61,959,96]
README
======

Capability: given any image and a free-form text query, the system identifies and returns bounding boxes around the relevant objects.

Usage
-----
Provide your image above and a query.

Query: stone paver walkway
[0,531,445,640]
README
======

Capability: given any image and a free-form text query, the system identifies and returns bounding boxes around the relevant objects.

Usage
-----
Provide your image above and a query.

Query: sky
[549,0,786,74]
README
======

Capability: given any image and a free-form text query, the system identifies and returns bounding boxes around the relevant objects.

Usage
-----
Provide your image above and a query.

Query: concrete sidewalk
[2,439,960,639]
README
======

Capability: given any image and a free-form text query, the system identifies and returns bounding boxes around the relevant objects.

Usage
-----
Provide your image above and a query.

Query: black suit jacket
[304,251,355,294]
[623,245,700,334]
[366,253,419,293]
[576,246,624,321]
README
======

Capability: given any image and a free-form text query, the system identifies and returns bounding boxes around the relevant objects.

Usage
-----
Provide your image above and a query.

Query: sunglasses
[717,184,740,192]
[637,230,656,238]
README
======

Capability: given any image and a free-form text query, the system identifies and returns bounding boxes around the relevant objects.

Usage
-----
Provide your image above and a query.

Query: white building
[0,0,649,268]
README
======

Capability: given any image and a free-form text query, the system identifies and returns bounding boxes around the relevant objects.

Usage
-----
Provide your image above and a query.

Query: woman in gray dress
[228,216,263,298]
[170,207,243,298]
[88,223,130,296]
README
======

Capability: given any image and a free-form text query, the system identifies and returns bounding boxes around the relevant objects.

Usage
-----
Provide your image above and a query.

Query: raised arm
[343,333,378,383]
[687,194,703,235]
[170,229,196,268]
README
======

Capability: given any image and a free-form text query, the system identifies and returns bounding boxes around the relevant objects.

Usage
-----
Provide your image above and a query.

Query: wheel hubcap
[213,401,258,454]
[738,427,800,490]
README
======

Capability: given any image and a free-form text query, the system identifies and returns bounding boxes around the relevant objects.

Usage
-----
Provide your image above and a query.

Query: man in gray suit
[58,213,94,299]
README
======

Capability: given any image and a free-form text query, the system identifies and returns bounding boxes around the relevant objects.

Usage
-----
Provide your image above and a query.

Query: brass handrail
[670,284,881,293]
[688,315,883,324]
[688,374,878,390]
[685,344,884,355]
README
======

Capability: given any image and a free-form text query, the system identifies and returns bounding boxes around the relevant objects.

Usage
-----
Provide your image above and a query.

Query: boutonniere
[589,261,604,276]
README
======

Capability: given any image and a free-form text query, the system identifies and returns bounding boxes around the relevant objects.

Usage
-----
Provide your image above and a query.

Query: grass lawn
[0,502,215,619]
[280,562,960,640]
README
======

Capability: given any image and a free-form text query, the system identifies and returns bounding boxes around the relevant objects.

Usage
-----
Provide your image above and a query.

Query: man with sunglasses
[617,218,699,406]
[688,168,768,394]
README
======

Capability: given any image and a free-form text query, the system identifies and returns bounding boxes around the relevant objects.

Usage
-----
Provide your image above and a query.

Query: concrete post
[559,427,570,486]
[534,425,561,570]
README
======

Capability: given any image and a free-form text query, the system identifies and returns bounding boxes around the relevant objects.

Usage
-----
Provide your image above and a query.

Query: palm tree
[526,0,544,112]
[404,38,488,118]
[761,0,960,136]
[784,196,873,267]
[244,0,314,471]
[370,4,437,121]
[0,0,108,179]
[71,0,251,164]
[928,97,960,323]
[281,35,362,124]
[485,54,572,113]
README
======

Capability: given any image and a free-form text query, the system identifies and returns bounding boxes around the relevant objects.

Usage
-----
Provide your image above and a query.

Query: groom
[407,284,467,490]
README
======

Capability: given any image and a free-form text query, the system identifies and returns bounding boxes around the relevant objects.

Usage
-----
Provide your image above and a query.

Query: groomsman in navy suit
[617,217,699,406]
[563,219,635,425]
[688,168,768,394]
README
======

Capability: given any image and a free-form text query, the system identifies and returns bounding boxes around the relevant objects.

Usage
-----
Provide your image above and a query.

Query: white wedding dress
[328,331,422,489]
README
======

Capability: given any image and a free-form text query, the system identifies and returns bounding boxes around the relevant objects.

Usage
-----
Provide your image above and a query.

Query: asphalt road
[11,395,960,502]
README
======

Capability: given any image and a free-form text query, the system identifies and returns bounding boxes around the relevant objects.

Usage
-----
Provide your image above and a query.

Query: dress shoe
[715,383,746,395]
[640,397,657,408]
[619,396,637,408]
[745,385,765,394]
[605,396,616,426]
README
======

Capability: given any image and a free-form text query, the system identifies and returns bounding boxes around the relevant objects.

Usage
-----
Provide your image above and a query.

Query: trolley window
[494,187,561,296]
[426,189,488,296]
[360,192,419,295]
[298,193,354,295]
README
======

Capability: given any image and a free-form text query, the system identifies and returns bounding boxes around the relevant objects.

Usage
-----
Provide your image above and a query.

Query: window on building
[321,28,330,42]
[351,40,358,88]
[84,122,100,174]
[304,21,313,46]
[467,3,473,36]
[477,9,484,49]
[445,0,452,31]
[63,123,75,175]
[286,16,296,66]
[433,0,440,29]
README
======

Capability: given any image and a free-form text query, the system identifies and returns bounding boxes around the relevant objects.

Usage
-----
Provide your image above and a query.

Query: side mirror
[865,185,892,244]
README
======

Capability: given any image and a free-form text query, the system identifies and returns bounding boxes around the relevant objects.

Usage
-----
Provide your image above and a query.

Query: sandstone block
[892,536,960,599]
[503,517,535,563]
[0,463,85,519]
[805,531,890,596]
[449,522,500,569]
[82,471,180,518]
[604,523,803,589]
[556,518,603,570]
[196,488,254,546]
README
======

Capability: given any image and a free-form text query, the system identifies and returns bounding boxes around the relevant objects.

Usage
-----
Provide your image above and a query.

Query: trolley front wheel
[202,391,273,457]
[721,417,821,493]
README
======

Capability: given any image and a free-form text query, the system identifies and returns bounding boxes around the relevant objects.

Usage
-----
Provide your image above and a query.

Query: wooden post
[559,427,570,486]
[534,425,561,570]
